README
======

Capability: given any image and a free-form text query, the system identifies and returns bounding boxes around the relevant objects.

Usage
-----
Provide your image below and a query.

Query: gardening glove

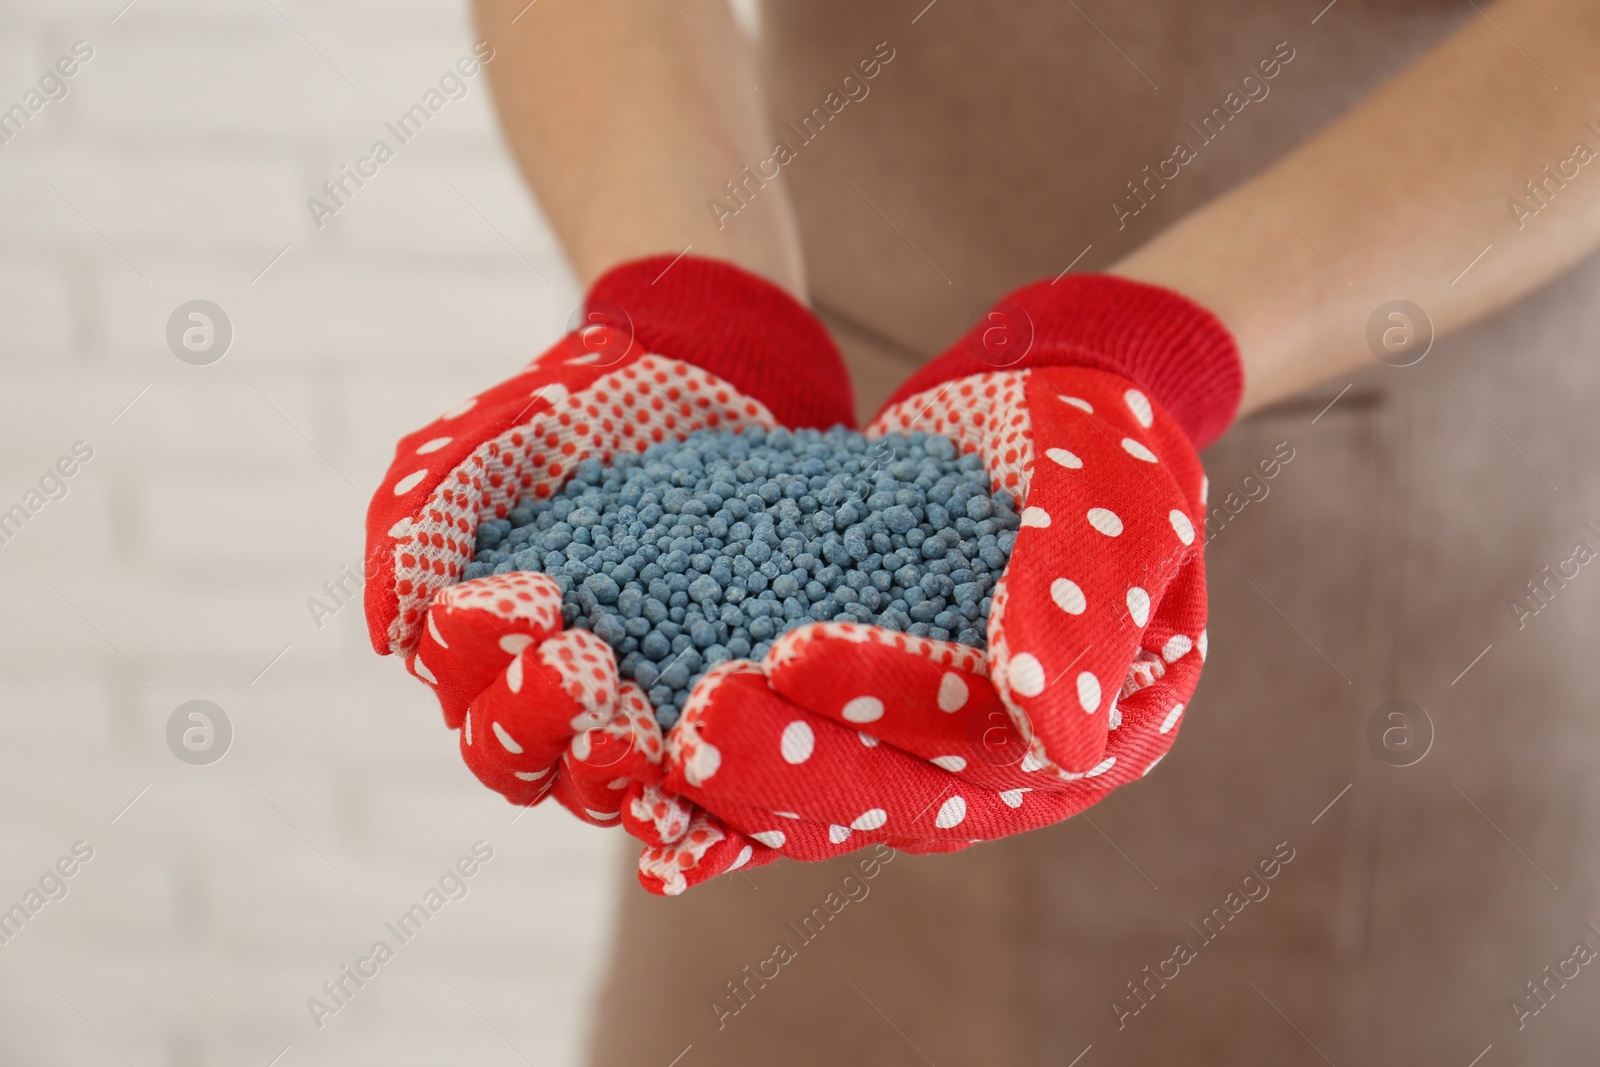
[608,273,1242,892]
[363,254,854,850]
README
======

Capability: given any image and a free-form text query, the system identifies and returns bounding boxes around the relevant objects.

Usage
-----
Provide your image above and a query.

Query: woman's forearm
[1112,0,1600,416]
[473,0,806,296]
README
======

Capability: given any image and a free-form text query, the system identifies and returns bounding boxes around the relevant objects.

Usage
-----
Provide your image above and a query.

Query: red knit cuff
[883,275,1242,448]
[587,255,855,431]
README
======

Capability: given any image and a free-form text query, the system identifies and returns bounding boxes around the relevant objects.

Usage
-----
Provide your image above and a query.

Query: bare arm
[473,0,805,297]
[1112,0,1600,416]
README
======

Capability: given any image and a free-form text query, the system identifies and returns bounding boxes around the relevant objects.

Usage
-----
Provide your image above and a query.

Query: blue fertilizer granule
[464,426,1018,728]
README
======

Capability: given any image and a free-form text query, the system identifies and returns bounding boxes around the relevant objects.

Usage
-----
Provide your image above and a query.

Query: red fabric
[364,256,853,657]
[587,254,854,432]
[883,274,1242,449]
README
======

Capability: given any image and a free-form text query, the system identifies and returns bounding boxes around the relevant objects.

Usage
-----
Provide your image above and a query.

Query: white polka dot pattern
[1051,578,1087,615]
[852,809,887,831]
[1170,508,1195,545]
[1122,438,1158,463]
[937,672,970,712]
[1007,654,1046,697]
[841,696,885,723]
[1127,587,1151,627]
[1124,388,1154,428]
[935,796,967,829]
[780,721,815,764]
[1087,508,1124,536]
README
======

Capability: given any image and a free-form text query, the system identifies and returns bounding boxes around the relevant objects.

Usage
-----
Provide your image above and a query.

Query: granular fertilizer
[465,426,1017,727]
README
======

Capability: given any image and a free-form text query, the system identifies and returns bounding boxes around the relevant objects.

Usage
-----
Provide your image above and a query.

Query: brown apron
[591,2,1600,1062]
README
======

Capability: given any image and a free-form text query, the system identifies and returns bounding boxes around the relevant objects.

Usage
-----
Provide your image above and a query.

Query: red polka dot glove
[362,255,855,847]
[606,274,1243,893]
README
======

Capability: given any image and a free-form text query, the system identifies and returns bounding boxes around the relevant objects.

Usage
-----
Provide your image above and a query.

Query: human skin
[474,0,1600,418]
[473,0,808,298]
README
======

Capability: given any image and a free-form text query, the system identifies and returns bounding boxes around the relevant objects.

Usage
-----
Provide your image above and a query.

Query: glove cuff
[882,274,1243,449]
[587,255,856,430]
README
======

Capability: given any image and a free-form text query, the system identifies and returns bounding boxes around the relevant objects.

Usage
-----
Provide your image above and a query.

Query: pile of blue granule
[465,426,1017,728]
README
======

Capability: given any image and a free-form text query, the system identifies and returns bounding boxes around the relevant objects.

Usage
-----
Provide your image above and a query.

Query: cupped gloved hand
[864,273,1243,775]
[363,255,855,851]
[607,273,1244,891]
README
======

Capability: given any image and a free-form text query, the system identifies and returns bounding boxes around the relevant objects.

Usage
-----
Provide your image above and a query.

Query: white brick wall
[0,2,617,1065]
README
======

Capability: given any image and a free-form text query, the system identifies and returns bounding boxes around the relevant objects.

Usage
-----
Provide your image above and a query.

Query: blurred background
[0,0,622,1063]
